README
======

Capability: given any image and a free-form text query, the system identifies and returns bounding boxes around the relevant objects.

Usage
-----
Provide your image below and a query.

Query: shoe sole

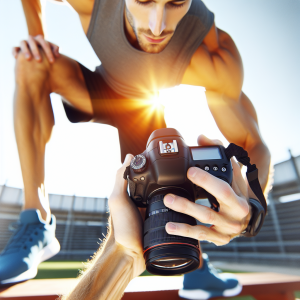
[178,283,242,300]
[0,238,61,285]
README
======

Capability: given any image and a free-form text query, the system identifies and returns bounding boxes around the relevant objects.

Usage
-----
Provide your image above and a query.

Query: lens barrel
[144,193,200,275]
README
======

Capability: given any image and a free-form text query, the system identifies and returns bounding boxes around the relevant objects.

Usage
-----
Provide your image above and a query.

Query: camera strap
[224,143,267,214]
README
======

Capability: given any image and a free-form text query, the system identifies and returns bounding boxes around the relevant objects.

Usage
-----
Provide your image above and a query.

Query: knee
[15,50,51,87]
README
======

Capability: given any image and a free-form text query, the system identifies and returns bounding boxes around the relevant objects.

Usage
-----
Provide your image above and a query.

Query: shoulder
[182,23,244,100]
[65,0,94,16]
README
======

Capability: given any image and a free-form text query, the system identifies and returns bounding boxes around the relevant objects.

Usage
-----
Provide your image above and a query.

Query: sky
[0,0,300,198]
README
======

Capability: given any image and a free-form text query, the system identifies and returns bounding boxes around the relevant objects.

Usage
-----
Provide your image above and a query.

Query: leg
[14,50,92,222]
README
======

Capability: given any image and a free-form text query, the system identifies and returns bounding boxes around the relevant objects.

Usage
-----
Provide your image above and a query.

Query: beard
[125,7,174,54]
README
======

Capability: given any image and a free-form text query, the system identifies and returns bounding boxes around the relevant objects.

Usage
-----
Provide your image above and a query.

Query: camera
[125,128,233,275]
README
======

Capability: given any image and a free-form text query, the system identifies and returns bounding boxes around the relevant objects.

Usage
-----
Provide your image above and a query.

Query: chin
[138,36,170,53]
[141,44,168,53]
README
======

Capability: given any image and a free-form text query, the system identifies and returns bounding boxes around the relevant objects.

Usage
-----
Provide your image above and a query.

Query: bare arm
[183,24,272,196]
[15,0,93,62]
[61,218,138,300]
[61,155,145,300]
[21,0,44,36]
[206,90,271,196]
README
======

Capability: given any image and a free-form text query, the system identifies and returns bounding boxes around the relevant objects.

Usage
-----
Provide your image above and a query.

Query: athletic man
[0,0,271,299]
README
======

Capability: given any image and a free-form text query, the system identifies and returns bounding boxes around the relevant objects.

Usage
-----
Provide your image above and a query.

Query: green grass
[35,261,85,279]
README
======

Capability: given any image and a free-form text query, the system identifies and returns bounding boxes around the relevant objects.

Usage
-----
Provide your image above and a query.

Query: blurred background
[0,0,300,280]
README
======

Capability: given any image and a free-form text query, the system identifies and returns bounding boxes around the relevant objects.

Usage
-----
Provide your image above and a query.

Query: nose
[149,6,166,36]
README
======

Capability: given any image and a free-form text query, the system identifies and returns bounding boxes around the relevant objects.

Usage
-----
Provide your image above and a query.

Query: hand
[163,135,252,246]
[12,35,59,63]
[108,154,145,278]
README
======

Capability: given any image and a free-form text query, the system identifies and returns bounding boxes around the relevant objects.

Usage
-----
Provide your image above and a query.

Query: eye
[168,1,186,8]
[135,0,152,5]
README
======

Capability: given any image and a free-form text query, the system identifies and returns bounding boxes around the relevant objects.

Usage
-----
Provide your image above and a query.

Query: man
[0,0,271,299]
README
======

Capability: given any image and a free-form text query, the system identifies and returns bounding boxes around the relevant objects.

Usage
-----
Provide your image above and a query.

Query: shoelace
[206,259,222,274]
[3,222,42,254]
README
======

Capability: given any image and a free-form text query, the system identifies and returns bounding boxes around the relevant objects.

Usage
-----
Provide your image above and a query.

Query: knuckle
[216,235,230,246]
[221,184,232,200]
[205,210,215,224]
[232,222,242,234]
[180,198,189,214]
[196,230,207,241]
[241,201,250,217]
[182,224,190,237]
[199,170,209,183]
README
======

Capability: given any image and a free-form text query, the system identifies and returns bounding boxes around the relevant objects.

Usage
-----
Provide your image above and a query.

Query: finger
[165,222,231,246]
[20,41,32,60]
[231,157,247,197]
[164,194,242,233]
[36,35,55,63]
[187,166,240,208]
[12,47,20,59]
[110,154,134,199]
[50,43,60,58]
[27,35,41,61]
[197,134,223,147]
[164,194,223,226]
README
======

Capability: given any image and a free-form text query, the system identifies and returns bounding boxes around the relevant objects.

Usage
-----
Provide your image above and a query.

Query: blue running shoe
[0,209,60,286]
[179,253,242,299]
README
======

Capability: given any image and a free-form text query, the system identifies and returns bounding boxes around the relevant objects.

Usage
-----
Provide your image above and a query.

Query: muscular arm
[206,90,271,196]
[183,24,272,196]
[21,0,44,36]
[20,0,93,36]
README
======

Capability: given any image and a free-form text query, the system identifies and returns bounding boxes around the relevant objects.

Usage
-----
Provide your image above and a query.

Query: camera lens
[144,191,200,275]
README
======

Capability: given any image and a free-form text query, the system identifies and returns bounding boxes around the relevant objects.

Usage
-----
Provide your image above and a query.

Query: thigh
[49,54,93,117]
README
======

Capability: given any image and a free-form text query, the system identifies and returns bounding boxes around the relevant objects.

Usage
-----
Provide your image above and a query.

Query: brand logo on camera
[159,140,179,155]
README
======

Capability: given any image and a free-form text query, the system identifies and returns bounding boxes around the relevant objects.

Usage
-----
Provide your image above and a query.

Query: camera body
[126,128,233,275]
[128,128,233,208]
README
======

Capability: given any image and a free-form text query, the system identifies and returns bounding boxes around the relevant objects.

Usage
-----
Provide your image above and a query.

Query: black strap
[224,143,267,214]
[123,166,130,179]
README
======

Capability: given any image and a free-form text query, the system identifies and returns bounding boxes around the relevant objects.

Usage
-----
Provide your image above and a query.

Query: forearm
[61,219,136,300]
[21,0,44,36]
[245,141,272,197]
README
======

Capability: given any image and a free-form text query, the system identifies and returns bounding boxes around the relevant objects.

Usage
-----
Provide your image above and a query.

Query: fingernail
[25,53,30,58]
[165,194,175,205]
[35,55,40,60]
[50,59,54,63]
[166,222,177,232]
[188,167,196,177]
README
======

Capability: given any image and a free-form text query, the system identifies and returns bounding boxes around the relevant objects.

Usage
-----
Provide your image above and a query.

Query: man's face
[125,0,192,53]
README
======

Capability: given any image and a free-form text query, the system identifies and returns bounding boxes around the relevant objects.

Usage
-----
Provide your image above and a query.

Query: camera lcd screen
[191,147,222,160]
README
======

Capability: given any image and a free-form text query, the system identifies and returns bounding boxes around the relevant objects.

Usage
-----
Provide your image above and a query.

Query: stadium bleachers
[0,154,300,266]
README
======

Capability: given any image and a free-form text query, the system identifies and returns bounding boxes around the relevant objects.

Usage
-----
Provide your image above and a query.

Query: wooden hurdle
[0,273,300,300]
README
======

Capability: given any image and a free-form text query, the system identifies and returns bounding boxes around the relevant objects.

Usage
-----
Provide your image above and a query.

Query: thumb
[197,134,223,146]
[111,153,134,197]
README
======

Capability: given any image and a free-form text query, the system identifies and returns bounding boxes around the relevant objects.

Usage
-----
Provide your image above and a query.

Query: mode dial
[131,154,147,173]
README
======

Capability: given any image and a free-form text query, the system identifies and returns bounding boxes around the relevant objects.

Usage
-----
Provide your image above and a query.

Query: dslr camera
[125,128,233,276]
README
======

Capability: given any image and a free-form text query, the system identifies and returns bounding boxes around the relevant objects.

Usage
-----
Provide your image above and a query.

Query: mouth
[143,34,167,44]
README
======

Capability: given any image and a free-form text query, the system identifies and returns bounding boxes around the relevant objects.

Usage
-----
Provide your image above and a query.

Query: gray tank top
[87,0,214,99]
